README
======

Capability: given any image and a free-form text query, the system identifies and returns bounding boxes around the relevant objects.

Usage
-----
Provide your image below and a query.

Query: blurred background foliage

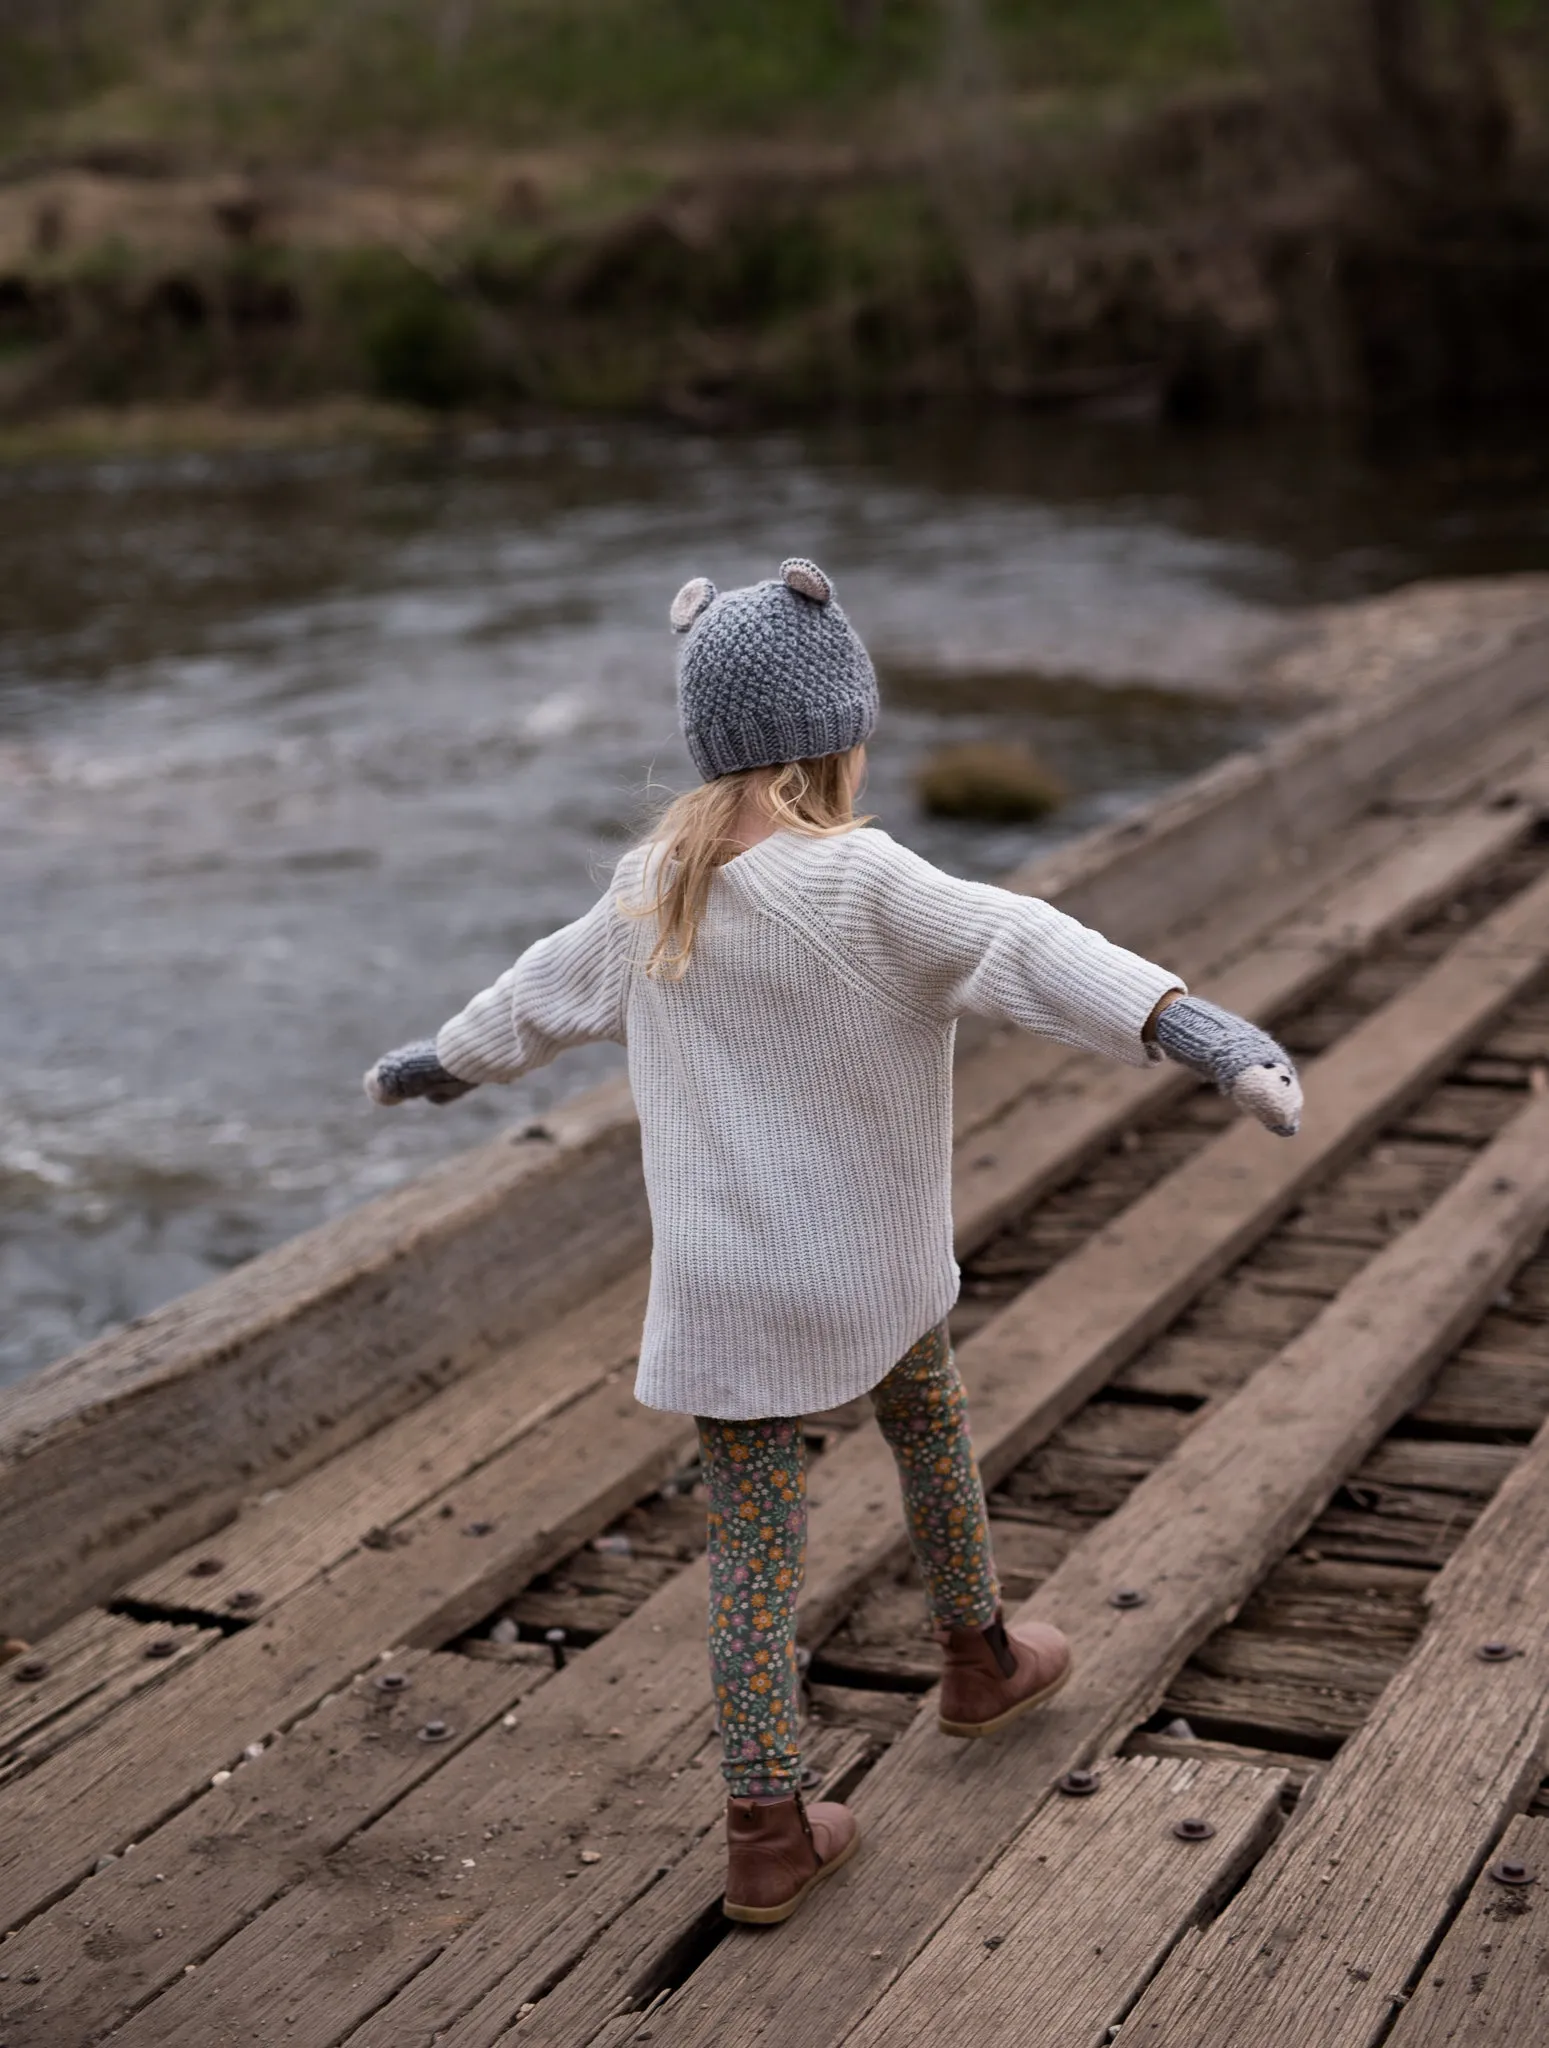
[1,2,1548,425]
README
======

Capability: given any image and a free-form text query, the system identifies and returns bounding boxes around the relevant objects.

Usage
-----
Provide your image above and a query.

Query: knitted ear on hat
[780,558,833,604]
[670,577,718,634]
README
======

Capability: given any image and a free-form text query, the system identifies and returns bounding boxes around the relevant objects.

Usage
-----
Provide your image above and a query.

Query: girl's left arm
[869,839,1301,1135]
[364,890,626,1107]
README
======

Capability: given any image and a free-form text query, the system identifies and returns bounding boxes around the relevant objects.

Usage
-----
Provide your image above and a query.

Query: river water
[3,412,1547,1386]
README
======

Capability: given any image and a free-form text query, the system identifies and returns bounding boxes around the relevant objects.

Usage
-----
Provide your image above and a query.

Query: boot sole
[937,1657,1073,1739]
[722,1823,862,1926]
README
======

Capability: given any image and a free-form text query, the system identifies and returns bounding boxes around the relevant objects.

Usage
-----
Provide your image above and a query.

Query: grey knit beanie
[670,557,879,781]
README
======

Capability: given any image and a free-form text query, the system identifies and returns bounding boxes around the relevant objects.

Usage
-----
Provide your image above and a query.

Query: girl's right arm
[364,889,627,1107]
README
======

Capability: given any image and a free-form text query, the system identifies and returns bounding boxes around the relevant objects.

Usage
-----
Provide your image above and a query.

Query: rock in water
[915,742,1064,823]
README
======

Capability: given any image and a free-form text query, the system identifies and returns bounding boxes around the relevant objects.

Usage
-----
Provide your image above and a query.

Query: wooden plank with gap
[125,1265,651,1622]
[638,1098,1549,2048]
[842,1755,1286,2048]
[1384,1817,1549,2046]
[1122,1417,1549,2046]
[0,1613,213,1786]
[0,1376,696,1936]
[0,1648,551,2048]
[103,890,1549,2048]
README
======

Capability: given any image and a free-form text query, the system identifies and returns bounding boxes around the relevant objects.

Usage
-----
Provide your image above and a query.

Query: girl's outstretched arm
[1146,990,1302,1135]
[362,887,627,1107]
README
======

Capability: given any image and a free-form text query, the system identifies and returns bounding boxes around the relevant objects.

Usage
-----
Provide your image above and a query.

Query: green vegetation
[1,4,1546,432]
[0,2,1236,157]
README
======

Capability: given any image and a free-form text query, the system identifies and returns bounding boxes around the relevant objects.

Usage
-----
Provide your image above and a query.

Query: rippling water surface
[3,412,1547,1383]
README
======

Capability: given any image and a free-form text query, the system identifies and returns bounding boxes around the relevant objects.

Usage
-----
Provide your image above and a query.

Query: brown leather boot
[722,1792,861,1925]
[936,1609,1072,1737]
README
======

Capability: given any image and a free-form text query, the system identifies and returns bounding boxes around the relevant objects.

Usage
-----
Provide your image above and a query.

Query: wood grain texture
[843,1756,1286,2048]
[0,1612,213,1786]
[0,1649,548,2048]
[640,1096,1549,2048]
[0,1078,649,1640]
[124,1265,650,1621]
[0,1377,695,1936]
[1386,1817,1549,2046]
[411,1725,873,2048]
[1122,1420,1549,2046]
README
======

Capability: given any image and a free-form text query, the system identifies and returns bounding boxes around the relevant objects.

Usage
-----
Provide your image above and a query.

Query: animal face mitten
[1152,996,1302,1136]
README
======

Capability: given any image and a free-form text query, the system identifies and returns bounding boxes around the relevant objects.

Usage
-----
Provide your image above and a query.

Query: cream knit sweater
[436,827,1183,1420]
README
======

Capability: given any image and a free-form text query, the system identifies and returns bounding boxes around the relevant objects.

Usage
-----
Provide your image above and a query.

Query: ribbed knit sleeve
[434,889,628,1085]
[821,832,1184,1069]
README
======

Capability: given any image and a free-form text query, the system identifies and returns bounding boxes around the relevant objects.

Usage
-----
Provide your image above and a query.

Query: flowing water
[3,411,1547,1385]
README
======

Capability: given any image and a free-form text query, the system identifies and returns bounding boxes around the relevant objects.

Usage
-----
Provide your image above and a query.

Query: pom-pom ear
[780,557,832,605]
[670,576,717,633]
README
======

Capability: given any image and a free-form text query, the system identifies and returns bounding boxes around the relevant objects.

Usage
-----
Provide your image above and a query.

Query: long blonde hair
[630,748,868,980]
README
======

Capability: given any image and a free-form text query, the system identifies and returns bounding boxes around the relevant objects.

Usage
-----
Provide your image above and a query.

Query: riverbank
[2,7,1548,426]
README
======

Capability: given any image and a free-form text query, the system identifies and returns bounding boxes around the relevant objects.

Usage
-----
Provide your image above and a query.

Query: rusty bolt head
[1057,1769,1101,1797]
[144,1638,177,1660]
[226,1590,262,1613]
[416,1719,454,1743]
[188,1557,225,1578]
[12,1658,48,1683]
[1477,1642,1520,1663]
[799,1765,823,1792]
[1173,1817,1216,1842]
[374,1671,411,1694]
[464,1520,494,1538]
[1491,1858,1536,1887]
[1110,1588,1147,1610]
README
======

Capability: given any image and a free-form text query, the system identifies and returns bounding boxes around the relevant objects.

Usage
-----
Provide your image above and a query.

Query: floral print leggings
[696,1323,999,1799]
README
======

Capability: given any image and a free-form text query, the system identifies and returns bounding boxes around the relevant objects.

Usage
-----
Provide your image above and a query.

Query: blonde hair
[630,749,868,980]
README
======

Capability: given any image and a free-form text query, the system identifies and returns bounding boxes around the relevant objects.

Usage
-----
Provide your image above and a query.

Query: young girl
[366,558,1302,1927]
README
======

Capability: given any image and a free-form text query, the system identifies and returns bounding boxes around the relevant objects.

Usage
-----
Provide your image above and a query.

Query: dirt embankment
[2,73,1549,428]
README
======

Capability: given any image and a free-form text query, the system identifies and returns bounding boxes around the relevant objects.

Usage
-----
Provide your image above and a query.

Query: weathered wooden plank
[0,1612,213,1786]
[0,1378,696,1935]
[438,1724,874,2048]
[0,1648,550,2048]
[125,1265,650,1621]
[1122,1416,1549,2046]
[1164,1628,1402,1742]
[1410,1346,1549,1435]
[843,1756,1286,2048]
[1385,1817,1549,2046]
[0,1076,649,1641]
[641,1097,1549,2048]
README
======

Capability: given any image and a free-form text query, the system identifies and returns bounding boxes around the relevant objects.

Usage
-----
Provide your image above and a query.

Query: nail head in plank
[645,1097,1549,2048]
[1385,1816,1549,2046]
[0,1612,212,1784]
[844,1756,1285,2048]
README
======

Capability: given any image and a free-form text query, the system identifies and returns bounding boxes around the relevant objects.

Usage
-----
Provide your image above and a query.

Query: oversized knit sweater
[436,827,1184,1420]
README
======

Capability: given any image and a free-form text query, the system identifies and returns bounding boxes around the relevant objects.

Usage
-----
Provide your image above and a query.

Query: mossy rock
[915,741,1064,823]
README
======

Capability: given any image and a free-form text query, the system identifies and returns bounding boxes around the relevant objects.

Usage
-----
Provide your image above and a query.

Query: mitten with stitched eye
[1152,996,1302,1136]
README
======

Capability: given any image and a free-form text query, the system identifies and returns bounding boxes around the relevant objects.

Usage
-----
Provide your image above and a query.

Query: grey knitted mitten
[364,1040,477,1107]
[1153,996,1302,1136]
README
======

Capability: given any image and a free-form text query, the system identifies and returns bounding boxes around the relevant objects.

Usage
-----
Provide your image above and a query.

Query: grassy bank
[2,4,1548,429]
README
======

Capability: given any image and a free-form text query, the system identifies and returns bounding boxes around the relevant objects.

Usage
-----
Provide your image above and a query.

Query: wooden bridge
[4,620,1549,2046]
